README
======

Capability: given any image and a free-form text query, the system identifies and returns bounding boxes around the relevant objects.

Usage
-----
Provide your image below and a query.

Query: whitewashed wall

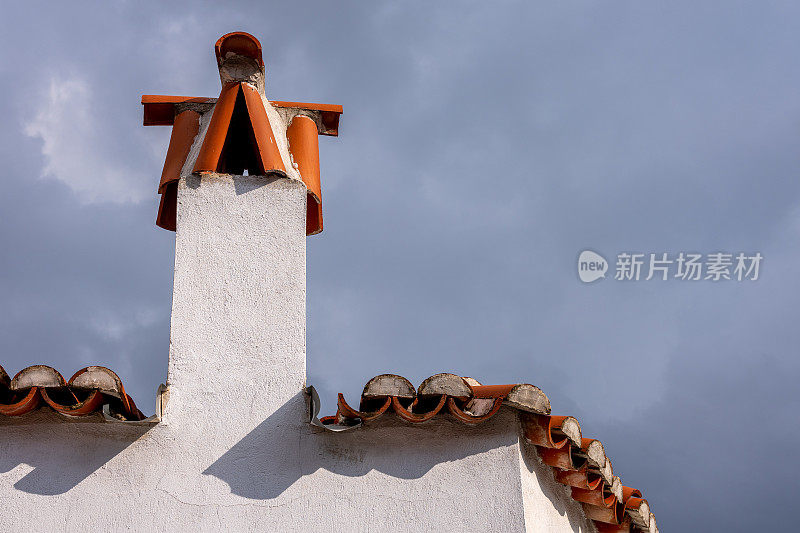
[0,409,594,532]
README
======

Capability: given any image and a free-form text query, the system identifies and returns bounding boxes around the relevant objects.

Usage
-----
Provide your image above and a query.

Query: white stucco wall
[519,432,596,532]
[1,114,595,531]
[0,409,593,532]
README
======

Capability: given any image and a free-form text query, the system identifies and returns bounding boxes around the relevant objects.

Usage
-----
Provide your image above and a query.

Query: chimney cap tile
[215,31,263,67]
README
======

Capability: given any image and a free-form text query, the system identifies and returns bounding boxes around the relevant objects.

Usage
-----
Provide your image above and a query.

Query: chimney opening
[217,88,264,176]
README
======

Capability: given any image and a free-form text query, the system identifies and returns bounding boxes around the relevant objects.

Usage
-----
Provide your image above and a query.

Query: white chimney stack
[166,174,308,424]
[143,32,339,429]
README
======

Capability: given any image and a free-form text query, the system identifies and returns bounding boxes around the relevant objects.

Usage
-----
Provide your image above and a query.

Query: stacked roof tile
[313,373,657,533]
[0,365,144,421]
[142,31,342,235]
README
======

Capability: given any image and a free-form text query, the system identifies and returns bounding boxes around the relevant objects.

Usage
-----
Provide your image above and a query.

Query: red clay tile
[571,486,617,508]
[141,95,215,126]
[11,365,66,389]
[554,468,602,491]
[539,444,586,471]
[361,374,416,400]
[41,387,104,416]
[142,95,342,135]
[0,365,144,421]
[192,83,238,173]
[192,82,285,177]
[158,110,201,195]
[337,393,391,423]
[447,396,504,424]
[417,373,472,399]
[623,497,651,529]
[272,101,342,136]
[240,83,286,174]
[144,33,343,236]
[156,110,200,231]
[287,115,323,235]
[594,519,633,533]
[469,383,517,398]
[215,31,263,68]
[621,486,642,502]
[392,395,447,423]
[582,501,624,524]
[522,414,581,449]
[0,386,41,417]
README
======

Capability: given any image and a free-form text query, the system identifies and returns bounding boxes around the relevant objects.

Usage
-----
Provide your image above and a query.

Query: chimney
[142,32,341,428]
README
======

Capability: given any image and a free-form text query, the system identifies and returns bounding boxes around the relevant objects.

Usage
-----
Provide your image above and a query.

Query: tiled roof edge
[307,374,658,533]
[0,364,162,424]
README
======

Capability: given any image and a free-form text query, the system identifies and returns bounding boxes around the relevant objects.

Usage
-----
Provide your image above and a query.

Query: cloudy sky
[2,1,799,530]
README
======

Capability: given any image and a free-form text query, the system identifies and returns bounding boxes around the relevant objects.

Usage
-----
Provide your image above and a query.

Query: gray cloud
[1,2,798,530]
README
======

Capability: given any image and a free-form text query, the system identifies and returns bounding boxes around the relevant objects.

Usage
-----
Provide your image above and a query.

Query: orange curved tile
[142,95,341,134]
[623,499,652,532]
[469,383,516,398]
[621,486,642,503]
[240,83,286,175]
[193,82,240,173]
[156,110,200,231]
[582,501,624,525]
[287,115,323,236]
[11,365,67,389]
[571,486,617,508]
[156,182,178,232]
[215,32,263,67]
[337,393,390,423]
[446,396,503,424]
[0,387,41,416]
[624,497,648,515]
[141,95,215,126]
[417,373,472,399]
[555,468,602,491]
[40,388,104,417]
[361,374,416,400]
[538,445,582,470]
[593,519,632,533]
[392,395,446,423]
[523,414,573,448]
[272,101,342,137]
[158,110,201,194]
[0,365,144,421]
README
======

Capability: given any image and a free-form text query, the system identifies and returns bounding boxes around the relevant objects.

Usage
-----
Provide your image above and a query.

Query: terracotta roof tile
[156,109,200,230]
[0,364,145,421]
[140,95,216,126]
[308,374,658,533]
[215,32,263,68]
[192,82,286,177]
[141,95,342,135]
[143,32,342,236]
[287,115,323,235]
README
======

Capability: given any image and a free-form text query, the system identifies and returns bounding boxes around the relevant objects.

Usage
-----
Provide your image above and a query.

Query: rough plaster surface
[518,430,597,532]
[0,174,595,532]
